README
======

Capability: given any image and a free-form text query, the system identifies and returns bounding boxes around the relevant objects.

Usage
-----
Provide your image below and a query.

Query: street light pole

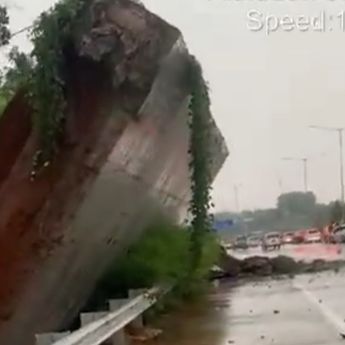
[309,126,345,206]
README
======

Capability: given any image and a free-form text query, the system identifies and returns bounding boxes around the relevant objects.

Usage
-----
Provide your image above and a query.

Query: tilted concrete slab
[0,1,228,344]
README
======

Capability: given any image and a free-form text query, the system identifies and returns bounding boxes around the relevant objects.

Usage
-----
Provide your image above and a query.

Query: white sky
[4,0,345,212]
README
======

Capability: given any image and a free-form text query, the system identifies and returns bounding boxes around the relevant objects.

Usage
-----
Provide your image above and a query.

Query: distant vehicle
[223,242,234,251]
[247,236,261,248]
[331,224,345,243]
[282,231,294,245]
[293,229,307,244]
[234,235,248,250]
[304,229,322,243]
[262,232,281,251]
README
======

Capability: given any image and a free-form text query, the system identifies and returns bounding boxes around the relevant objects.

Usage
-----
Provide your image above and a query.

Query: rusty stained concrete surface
[0,1,228,344]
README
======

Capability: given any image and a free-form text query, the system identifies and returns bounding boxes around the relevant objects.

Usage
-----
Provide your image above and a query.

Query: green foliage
[6,47,34,92]
[0,93,7,116]
[85,221,219,310]
[313,203,331,229]
[0,5,10,47]
[187,57,213,273]
[277,191,316,216]
[0,6,18,115]
[110,222,191,290]
[330,201,343,223]
[0,47,34,116]
[191,232,219,279]
[2,47,33,96]
[215,192,340,237]
[0,1,88,167]
[29,0,87,168]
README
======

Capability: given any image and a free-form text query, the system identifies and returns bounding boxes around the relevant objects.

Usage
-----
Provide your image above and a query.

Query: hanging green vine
[28,0,88,175]
[187,56,213,273]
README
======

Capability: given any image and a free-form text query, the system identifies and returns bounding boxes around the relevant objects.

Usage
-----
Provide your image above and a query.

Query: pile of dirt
[241,256,273,276]
[218,250,345,278]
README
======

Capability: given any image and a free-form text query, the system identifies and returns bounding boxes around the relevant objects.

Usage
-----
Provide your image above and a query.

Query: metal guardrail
[37,287,164,345]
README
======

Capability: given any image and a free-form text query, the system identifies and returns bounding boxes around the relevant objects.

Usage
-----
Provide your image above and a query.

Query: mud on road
[148,270,345,345]
[148,245,345,345]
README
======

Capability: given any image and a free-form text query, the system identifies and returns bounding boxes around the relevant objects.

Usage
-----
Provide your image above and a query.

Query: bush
[85,220,220,311]
[110,221,191,291]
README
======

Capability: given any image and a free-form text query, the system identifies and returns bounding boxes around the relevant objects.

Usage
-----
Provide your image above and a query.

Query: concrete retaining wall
[0,1,228,344]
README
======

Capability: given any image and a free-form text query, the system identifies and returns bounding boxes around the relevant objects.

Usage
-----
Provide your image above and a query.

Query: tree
[215,191,325,235]
[312,204,330,229]
[0,6,30,116]
[330,201,343,223]
[0,5,10,47]
[2,47,33,95]
[0,46,34,115]
[277,192,316,216]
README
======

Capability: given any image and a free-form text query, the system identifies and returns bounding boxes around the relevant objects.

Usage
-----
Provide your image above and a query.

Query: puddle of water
[146,283,233,345]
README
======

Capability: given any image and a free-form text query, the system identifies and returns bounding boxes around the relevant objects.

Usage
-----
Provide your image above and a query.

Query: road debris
[219,248,345,279]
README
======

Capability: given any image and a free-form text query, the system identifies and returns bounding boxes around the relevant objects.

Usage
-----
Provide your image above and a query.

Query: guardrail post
[128,290,145,328]
[35,332,71,345]
[108,299,130,345]
[108,299,129,311]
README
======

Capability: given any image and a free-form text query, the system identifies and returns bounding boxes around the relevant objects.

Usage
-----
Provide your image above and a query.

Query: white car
[304,229,321,243]
[331,225,345,244]
[262,232,281,251]
[247,236,261,248]
[224,242,234,251]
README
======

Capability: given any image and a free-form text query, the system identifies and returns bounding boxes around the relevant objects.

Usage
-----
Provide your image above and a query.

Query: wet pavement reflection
[147,282,234,345]
[150,269,345,345]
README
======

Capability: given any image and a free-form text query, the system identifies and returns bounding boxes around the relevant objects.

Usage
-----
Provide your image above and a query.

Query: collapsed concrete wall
[0,1,228,344]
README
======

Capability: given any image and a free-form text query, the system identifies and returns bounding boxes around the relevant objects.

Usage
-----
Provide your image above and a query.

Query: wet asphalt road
[151,244,345,345]
[229,272,345,345]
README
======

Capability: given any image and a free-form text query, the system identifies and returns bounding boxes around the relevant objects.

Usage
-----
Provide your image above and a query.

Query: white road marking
[294,282,345,334]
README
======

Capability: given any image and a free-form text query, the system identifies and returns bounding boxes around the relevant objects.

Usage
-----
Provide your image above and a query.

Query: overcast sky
[5,0,345,212]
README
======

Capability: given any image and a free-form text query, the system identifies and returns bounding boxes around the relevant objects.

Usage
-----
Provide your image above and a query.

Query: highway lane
[149,244,345,345]
[151,266,345,345]
[227,272,345,345]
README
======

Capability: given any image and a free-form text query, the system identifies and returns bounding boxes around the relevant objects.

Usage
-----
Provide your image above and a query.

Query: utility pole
[310,126,345,207]
[282,157,309,192]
